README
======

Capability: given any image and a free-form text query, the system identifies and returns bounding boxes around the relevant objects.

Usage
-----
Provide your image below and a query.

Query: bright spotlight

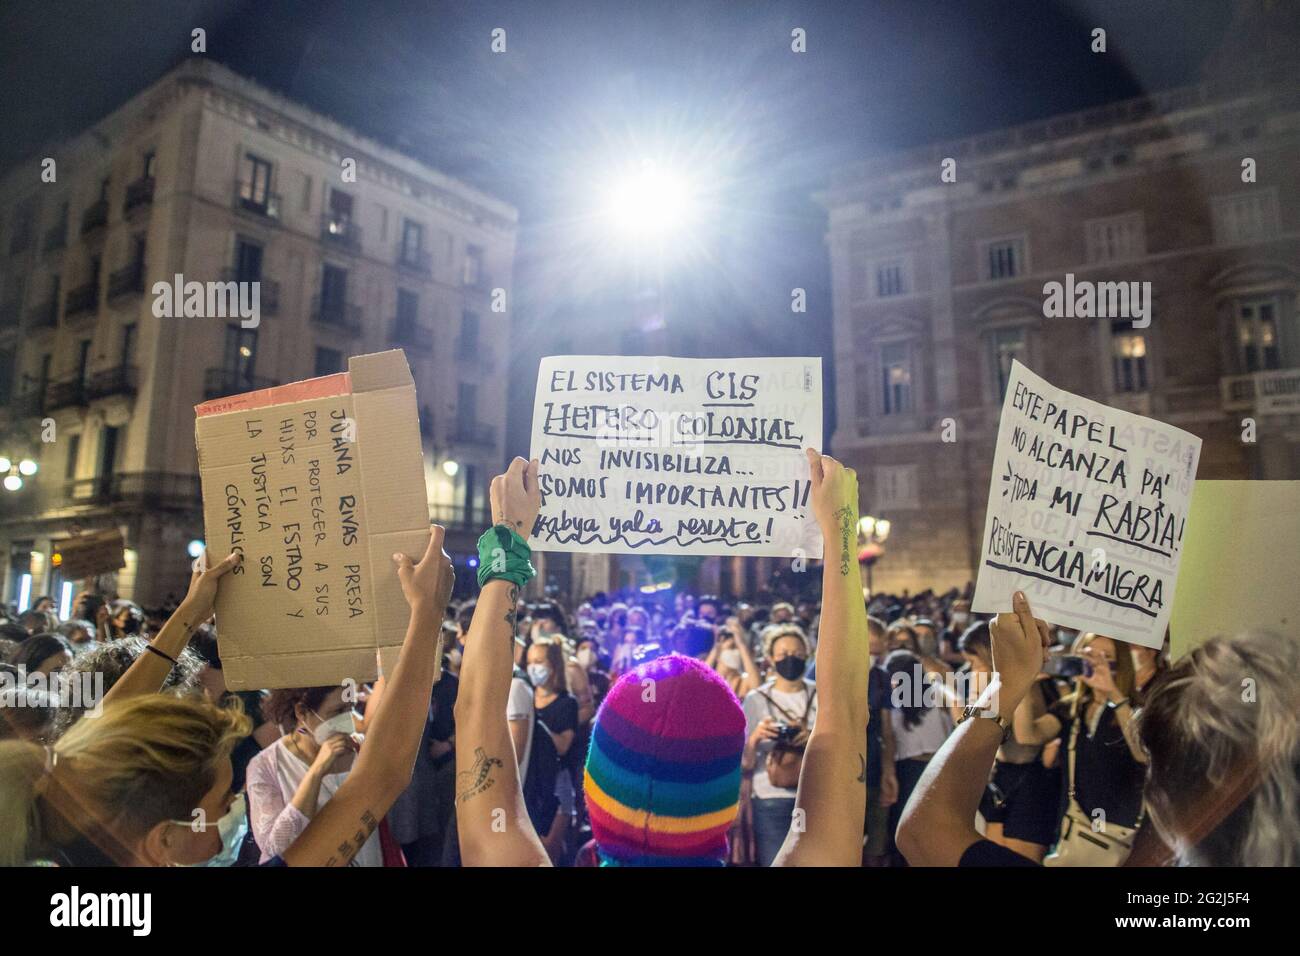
[0,457,10,473]
[442,459,460,477]
[3,475,22,492]
[18,459,37,476]
[605,161,695,241]
[187,539,206,559]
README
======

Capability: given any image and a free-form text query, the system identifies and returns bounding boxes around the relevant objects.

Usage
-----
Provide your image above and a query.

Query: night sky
[0,0,1236,448]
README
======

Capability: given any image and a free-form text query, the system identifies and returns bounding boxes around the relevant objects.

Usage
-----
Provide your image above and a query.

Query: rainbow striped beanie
[584,653,746,866]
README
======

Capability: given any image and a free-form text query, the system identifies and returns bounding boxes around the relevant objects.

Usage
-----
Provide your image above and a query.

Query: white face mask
[576,648,597,670]
[720,648,743,671]
[527,663,552,688]
[170,793,248,867]
[312,710,357,746]
[952,613,969,627]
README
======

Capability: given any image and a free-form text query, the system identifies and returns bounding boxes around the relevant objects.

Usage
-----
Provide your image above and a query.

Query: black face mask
[774,656,806,681]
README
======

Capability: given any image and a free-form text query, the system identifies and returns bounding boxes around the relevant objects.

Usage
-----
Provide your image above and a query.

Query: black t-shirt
[958,838,1040,867]
[866,665,892,788]
[537,692,580,769]
[1050,699,1145,828]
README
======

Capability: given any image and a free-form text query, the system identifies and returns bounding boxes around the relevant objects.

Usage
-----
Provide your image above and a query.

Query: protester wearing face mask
[527,637,580,863]
[740,624,818,866]
[707,616,759,698]
[246,686,380,865]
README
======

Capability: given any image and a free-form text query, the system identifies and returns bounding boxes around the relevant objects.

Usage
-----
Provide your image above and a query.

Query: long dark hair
[884,649,928,730]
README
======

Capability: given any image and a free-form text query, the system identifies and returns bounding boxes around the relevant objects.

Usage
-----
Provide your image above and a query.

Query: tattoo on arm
[504,585,519,645]
[834,506,853,577]
[456,746,504,804]
[857,753,866,784]
[323,809,380,868]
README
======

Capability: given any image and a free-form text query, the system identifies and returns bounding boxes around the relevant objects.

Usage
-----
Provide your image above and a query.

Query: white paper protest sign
[529,355,823,559]
[971,360,1201,649]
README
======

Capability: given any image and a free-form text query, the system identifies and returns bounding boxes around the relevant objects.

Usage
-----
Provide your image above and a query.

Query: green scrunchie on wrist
[476,524,537,590]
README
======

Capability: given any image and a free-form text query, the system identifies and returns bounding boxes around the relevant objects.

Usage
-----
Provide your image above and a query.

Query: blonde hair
[0,694,250,866]
[1137,630,1299,867]
[1064,632,1136,717]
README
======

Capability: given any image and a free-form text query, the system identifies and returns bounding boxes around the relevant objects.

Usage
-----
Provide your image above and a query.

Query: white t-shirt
[507,676,534,781]
[245,736,383,866]
[890,706,953,761]
[742,680,818,800]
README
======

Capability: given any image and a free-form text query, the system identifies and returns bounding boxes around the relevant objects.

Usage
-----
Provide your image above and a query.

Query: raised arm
[1011,683,1062,746]
[281,526,452,866]
[455,457,551,867]
[895,591,1049,866]
[101,551,241,708]
[774,450,871,866]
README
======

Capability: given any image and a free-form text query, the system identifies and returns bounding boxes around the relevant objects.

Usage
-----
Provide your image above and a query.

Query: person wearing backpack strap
[740,623,818,866]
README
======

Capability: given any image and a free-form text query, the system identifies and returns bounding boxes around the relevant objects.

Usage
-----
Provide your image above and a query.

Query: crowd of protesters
[0,452,1296,868]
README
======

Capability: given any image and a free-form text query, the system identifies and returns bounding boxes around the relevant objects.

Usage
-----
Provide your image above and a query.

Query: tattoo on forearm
[834,506,853,577]
[504,585,519,645]
[456,747,503,804]
[323,809,379,867]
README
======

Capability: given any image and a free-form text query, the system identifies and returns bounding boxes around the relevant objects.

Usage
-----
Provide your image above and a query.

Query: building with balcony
[817,3,1300,595]
[0,58,516,606]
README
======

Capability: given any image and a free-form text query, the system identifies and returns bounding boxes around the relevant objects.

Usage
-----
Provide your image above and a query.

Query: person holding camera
[740,624,818,866]
[1012,632,1146,865]
[707,616,760,698]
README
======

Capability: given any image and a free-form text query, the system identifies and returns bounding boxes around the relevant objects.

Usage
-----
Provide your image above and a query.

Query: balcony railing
[0,298,20,330]
[11,389,44,418]
[389,319,433,351]
[311,296,363,336]
[85,365,138,401]
[64,280,99,318]
[397,246,432,275]
[218,269,279,315]
[45,377,88,411]
[428,503,495,531]
[203,367,279,400]
[450,422,497,447]
[124,176,155,214]
[233,180,280,220]
[80,199,109,235]
[42,222,67,253]
[107,260,145,299]
[57,472,203,510]
[1221,368,1300,414]
[27,298,58,329]
[321,213,362,252]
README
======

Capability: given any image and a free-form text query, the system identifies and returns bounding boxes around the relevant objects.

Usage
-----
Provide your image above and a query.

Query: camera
[1046,654,1088,678]
[774,722,800,743]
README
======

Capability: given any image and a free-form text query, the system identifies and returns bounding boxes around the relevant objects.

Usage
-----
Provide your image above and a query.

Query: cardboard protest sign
[972,360,1201,649]
[529,355,823,559]
[195,350,430,690]
[56,528,126,580]
[1169,480,1300,660]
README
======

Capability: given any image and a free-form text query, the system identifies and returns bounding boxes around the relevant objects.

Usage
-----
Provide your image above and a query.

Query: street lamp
[858,514,892,597]
[0,455,37,491]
